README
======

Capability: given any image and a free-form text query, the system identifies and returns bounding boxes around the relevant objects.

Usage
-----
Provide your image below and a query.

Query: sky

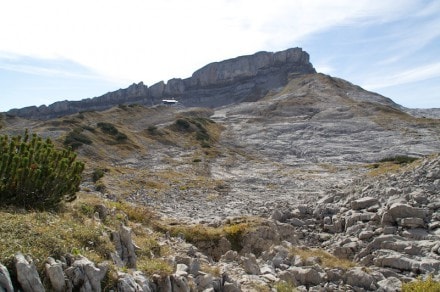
[1,0,439,112]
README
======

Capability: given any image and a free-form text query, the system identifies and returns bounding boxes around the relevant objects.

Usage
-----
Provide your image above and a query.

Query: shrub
[175,118,191,130]
[97,122,127,142]
[97,122,119,135]
[64,128,92,149]
[402,275,440,292]
[0,130,85,210]
[92,168,106,182]
[379,155,418,164]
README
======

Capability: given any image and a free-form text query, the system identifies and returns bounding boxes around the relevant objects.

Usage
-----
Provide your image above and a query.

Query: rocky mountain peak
[5,48,315,120]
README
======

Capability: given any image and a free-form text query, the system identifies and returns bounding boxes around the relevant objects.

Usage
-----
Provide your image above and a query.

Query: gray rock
[14,253,44,292]
[351,197,379,210]
[64,256,108,291]
[0,263,13,292]
[154,275,172,292]
[241,253,260,275]
[388,203,429,221]
[112,224,137,268]
[288,266,324,286]
[345,267,376,290]
[223,282,241,292]
[171,274,190,292]
[132,271,152,292]
[117,272,145,292]
[45,257,66,292]
[398,217,425,228]
[377,277,401,292]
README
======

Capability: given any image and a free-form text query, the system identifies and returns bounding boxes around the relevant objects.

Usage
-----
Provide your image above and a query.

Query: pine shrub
[0,130,85,210]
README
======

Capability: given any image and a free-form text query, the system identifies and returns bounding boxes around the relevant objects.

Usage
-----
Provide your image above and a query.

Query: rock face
[6,48,316,119]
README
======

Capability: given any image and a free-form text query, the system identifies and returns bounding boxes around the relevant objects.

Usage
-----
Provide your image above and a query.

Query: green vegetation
[402,275,440,292]
[64,127,93,149]
[172,117,217,148]
[275,280,297,292]
[0,130,85,210]
[92,168,106,182]
[289,247,356,269]
[97,122,128,142]
[379,155,419,165]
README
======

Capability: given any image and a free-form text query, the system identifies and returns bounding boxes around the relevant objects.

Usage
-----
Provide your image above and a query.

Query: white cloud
[0,0,423,86]
[363,62,440,90]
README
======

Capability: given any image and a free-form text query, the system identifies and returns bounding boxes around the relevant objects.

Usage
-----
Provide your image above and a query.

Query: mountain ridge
[6,47,316,120]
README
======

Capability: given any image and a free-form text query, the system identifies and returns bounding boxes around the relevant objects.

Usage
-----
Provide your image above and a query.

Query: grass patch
[275,280,297,292]
[0,207,114,272]
[154,219,255,252]
[289,247,356,270]
[402,275,440,292]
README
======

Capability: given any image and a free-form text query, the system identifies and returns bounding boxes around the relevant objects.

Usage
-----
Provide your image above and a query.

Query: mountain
[1,48,440,291]
[6,47,316,119]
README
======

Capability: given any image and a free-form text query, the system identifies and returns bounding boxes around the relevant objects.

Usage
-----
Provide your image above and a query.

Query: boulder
[377,277,401,292]
[45,257,66,292]
[241,253,260,275]
[398,217,425,228]
[351,197,379,210]
[0,263,13,292]
[14,253,44,292]
[288,266,324,286]
[64,256,108,291]
[388,203,428,221]
[112,224,137,268]
[345,267,376,290]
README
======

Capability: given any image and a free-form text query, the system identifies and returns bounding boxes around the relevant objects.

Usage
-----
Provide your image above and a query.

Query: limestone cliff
[6,48,316,119]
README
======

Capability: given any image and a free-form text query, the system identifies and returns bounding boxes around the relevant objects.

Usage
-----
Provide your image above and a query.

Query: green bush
[97,122,119,136]
[175,118,191,130]
[379,155,418,164]
[64,128,92,149]
[92,168,106,182]
[0,130,85,210]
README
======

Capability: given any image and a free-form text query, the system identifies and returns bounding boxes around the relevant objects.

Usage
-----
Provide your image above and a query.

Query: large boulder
[0,263,13,292]
[14,253,44,292]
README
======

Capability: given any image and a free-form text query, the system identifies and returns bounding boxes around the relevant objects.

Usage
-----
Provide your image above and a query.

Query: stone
[288,266,324,286]
[345,267,376,290]
[241,253,261,275]
[398,217,425,228]
[223,282,241,292]
[388,203,428,221]
[358,230,374,240]
[377,277,402,292]
[64,256,108,291]
[112,224,137,268]
[45,257,66,292]
[0,263,13,292]
[221,250,238,262]
[14,253,44,292]
[171,274,190,292]
[132,271,152,292]
[351,197,379,210]
[117,272,144,292]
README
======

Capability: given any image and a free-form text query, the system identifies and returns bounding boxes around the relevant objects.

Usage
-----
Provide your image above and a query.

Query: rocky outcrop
[6,48,315,119]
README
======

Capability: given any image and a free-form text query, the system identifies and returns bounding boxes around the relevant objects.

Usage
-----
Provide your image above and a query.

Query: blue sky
[1,0,439,112]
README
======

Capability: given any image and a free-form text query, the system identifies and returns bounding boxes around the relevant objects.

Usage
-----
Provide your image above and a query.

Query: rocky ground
[1,73,439,291]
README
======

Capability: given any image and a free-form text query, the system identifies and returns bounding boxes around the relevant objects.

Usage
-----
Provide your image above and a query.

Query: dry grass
[289,247,356,270]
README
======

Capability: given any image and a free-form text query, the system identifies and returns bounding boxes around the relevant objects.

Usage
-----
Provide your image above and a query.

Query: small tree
[0,130,85,210]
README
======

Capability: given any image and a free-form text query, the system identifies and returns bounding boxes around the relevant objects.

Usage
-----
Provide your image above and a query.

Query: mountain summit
[7,48,315,119]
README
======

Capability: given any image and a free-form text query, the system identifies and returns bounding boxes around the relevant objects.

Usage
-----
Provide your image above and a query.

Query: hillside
[0,50,440,291]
